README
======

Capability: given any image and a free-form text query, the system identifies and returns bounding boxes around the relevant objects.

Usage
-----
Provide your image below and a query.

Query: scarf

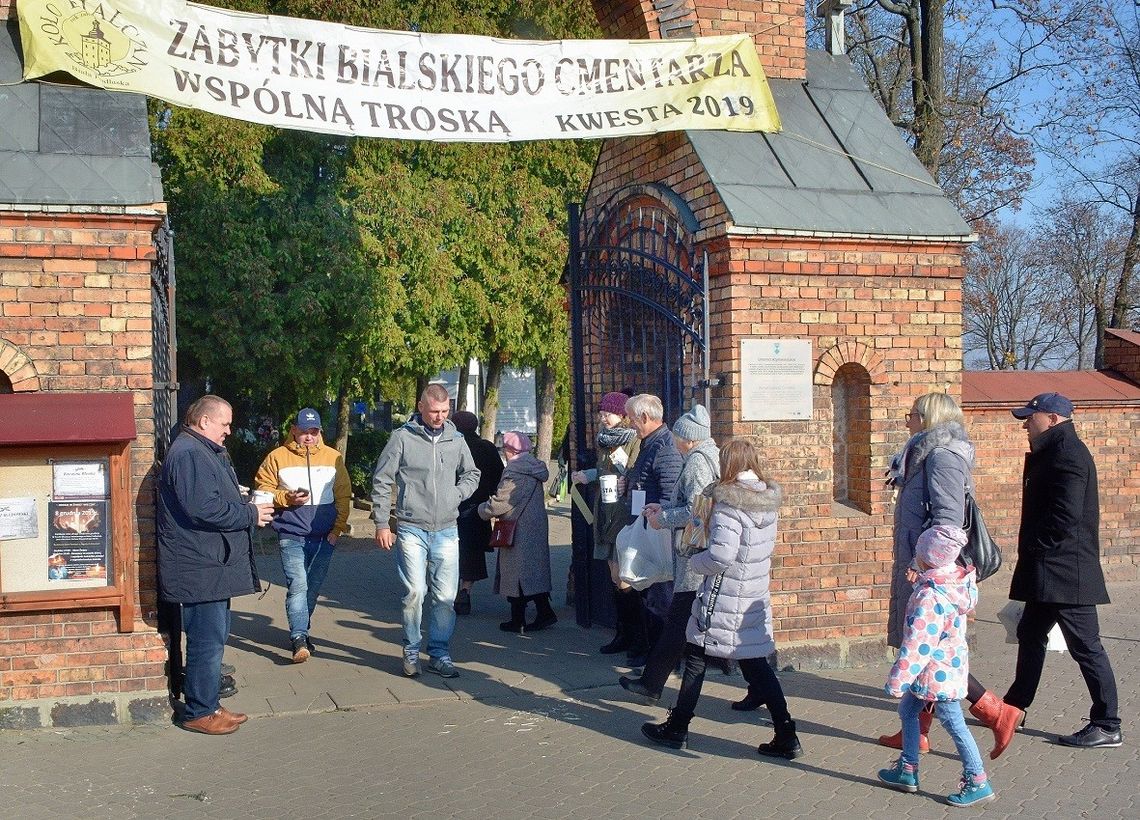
[596,424,636,452]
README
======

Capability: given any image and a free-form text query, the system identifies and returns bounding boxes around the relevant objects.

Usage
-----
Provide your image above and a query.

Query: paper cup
[599,474,618,504]
[251,490,274,505]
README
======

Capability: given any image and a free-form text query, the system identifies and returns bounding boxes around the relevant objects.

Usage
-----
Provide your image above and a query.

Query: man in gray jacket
[372,384,480,678]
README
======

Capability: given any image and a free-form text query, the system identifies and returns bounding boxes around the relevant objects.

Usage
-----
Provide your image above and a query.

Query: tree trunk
[456,358,471,411]
[334,382,350,459]
[415,375,429,403]
[1110,181,1140,330]
[535,361,556,465]
[480,351,506,441]
[915,0,945,179]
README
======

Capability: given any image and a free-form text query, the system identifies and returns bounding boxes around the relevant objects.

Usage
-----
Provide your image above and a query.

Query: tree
[1033,2,1140,342]
[962,223,1072,369]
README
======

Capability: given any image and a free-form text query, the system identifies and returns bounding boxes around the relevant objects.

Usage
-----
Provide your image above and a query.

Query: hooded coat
[656,438,720,593]
[889,422,975,647]
[479,452,551,598]
[886,563,978,702]
[685,477,782,659]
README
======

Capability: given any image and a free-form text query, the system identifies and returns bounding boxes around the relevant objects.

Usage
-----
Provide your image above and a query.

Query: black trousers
[638,590,696,693]
[673,642,790,726]
[1004,601,1120,730]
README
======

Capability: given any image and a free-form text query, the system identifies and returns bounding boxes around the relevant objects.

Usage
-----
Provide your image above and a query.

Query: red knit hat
[598,391,629,416]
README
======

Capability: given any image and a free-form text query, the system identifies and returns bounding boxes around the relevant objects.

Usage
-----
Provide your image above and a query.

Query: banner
[18,0,782,142]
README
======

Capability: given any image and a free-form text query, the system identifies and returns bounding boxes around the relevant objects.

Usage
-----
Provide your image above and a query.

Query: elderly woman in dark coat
[478,432,554,633]
[878,392,1023,759]
[452,411,504,615]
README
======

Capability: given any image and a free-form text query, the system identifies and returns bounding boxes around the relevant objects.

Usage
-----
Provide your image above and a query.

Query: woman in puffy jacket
[638,437,802,759]
[878,392,1022,759]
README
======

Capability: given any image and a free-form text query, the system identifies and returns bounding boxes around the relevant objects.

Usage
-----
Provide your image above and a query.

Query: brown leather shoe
[217,706,248,725]
[180,711,240,735]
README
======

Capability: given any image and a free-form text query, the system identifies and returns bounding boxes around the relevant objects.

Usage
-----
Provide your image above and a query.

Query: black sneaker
[220,662,236,677]
[619,675,661,705]
[291,636,310,664]
[1058,723,1122,748]
[218,674,237,698]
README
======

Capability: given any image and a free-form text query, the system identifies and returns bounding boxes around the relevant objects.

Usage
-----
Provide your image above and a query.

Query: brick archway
[0,340,41,392]
[814,341,888,386]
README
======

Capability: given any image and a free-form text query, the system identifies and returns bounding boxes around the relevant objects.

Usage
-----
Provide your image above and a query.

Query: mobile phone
[294,487,309,496]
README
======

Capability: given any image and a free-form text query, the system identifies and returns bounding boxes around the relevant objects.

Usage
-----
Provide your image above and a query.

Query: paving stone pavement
[2,501,1136,819]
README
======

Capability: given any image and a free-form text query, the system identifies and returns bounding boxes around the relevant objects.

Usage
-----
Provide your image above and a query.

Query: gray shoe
[427,656,459,678]
[402,650,421,677]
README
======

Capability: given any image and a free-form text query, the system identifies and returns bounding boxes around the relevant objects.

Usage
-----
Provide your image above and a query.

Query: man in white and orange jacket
[254,408,351,663]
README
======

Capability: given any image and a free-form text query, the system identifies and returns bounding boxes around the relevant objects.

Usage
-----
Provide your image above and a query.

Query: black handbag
[959,492,1002,582]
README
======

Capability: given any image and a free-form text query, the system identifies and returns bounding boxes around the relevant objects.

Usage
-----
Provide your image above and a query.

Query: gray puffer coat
[656,439,720,593]
[889,421,974,647]
[479,453,551,598]
[685,477,782,659]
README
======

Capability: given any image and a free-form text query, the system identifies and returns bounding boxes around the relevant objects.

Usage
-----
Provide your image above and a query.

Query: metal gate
[152,218,178,462]
[567,187,708,626]
[568,190,709,461]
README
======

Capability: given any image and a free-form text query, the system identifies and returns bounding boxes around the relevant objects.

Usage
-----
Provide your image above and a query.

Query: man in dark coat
[1004,392,1121,748]
[451,410,503,615]
[158,395,271,735]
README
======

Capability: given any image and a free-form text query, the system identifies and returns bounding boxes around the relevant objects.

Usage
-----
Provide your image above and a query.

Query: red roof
[0,393,137,445]
[963,370,1140,407]
[1107,328,1140,345]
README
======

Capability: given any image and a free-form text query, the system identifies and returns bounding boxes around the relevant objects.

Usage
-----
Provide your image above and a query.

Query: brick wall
[964,405,1140,583]
[0,207,168,728]
[1,0,13,21]
[1105,328,1140,384]
[705,236,967,665]
[590,0,805,80]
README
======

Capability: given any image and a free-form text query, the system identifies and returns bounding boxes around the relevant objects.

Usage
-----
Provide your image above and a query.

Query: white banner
[18,0,782,142]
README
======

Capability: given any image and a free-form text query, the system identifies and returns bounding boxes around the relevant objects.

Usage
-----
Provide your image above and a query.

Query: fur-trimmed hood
[905,421,974,473]
[712,478,782,520]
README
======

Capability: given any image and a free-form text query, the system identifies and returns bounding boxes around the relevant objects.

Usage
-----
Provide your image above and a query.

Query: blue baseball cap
[1011,393,1074,419]
[295,408,323,429]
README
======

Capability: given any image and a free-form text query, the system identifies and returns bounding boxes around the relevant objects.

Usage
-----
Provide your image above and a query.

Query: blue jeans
[899,692,986,778]
[181,600,230,721]
[280,536,335,639]
[395,525,458,659]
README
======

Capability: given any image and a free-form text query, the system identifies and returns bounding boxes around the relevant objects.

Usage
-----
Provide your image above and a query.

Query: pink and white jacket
[885,564,978,702]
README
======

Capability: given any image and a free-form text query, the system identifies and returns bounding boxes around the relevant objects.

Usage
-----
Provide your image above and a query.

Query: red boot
[878,707,933,753]
[969,690,1023,760]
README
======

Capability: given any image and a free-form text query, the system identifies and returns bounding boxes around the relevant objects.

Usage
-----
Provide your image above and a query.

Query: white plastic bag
[615,516,674,591]
[996,600,1068,653]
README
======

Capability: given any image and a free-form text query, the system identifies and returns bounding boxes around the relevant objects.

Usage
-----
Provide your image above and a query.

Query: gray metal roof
[689,50,972,238]
[0,21,163,206]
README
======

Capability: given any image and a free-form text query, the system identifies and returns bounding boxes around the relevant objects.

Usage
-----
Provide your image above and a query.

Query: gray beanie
[672,404,710,442]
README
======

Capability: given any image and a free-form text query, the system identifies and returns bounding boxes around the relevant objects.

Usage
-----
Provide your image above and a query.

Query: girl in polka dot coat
[878,525,996,807]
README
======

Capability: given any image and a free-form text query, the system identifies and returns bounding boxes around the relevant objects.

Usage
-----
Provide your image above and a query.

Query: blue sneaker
[402,647,420,677]
[427,656,459,678]
[877,759,919,794]
[946,776,995,808]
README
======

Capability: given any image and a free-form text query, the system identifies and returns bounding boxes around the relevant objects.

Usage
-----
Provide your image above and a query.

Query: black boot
[599,588,631,654]
[731,689,764,711]
[641,709,691,749]
[757,719,803,760]
[619,674,661,704]
[499,596,527,634]
[526,593,557,632]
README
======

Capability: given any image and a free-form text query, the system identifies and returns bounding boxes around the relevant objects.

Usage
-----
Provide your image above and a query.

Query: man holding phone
[254,408,352,663]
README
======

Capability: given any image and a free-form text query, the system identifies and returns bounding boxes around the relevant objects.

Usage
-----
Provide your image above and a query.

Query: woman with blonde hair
[877,391,1022,760]
[640,437,802,758]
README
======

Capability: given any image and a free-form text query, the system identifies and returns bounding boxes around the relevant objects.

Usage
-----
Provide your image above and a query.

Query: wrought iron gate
[567,188,708,627]
[152,218,178,461]
[568,190,709,462]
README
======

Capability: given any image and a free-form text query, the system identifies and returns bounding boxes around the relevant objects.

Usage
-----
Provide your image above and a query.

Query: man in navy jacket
[158,395,272,735]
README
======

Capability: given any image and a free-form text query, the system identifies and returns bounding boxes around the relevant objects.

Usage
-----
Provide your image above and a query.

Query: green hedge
[347,428,390,498]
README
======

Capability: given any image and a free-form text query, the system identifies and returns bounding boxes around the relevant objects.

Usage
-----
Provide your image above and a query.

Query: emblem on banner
[36,7,148,82]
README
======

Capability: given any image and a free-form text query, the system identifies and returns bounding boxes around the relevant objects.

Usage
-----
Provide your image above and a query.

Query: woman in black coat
[452,411,504,615]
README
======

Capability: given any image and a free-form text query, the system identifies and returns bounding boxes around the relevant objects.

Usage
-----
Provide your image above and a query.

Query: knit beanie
[598,391,629,416]
[916,525,967,569]
[672,404,711,441]
[451,410,479,434]
[502,431,533,453]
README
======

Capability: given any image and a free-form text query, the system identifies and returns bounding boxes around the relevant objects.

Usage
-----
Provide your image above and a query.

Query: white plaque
[0,497,39,541]
[740,339,813,421]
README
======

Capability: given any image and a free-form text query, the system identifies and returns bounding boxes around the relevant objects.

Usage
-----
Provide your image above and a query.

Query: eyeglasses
[905,411,922,420]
